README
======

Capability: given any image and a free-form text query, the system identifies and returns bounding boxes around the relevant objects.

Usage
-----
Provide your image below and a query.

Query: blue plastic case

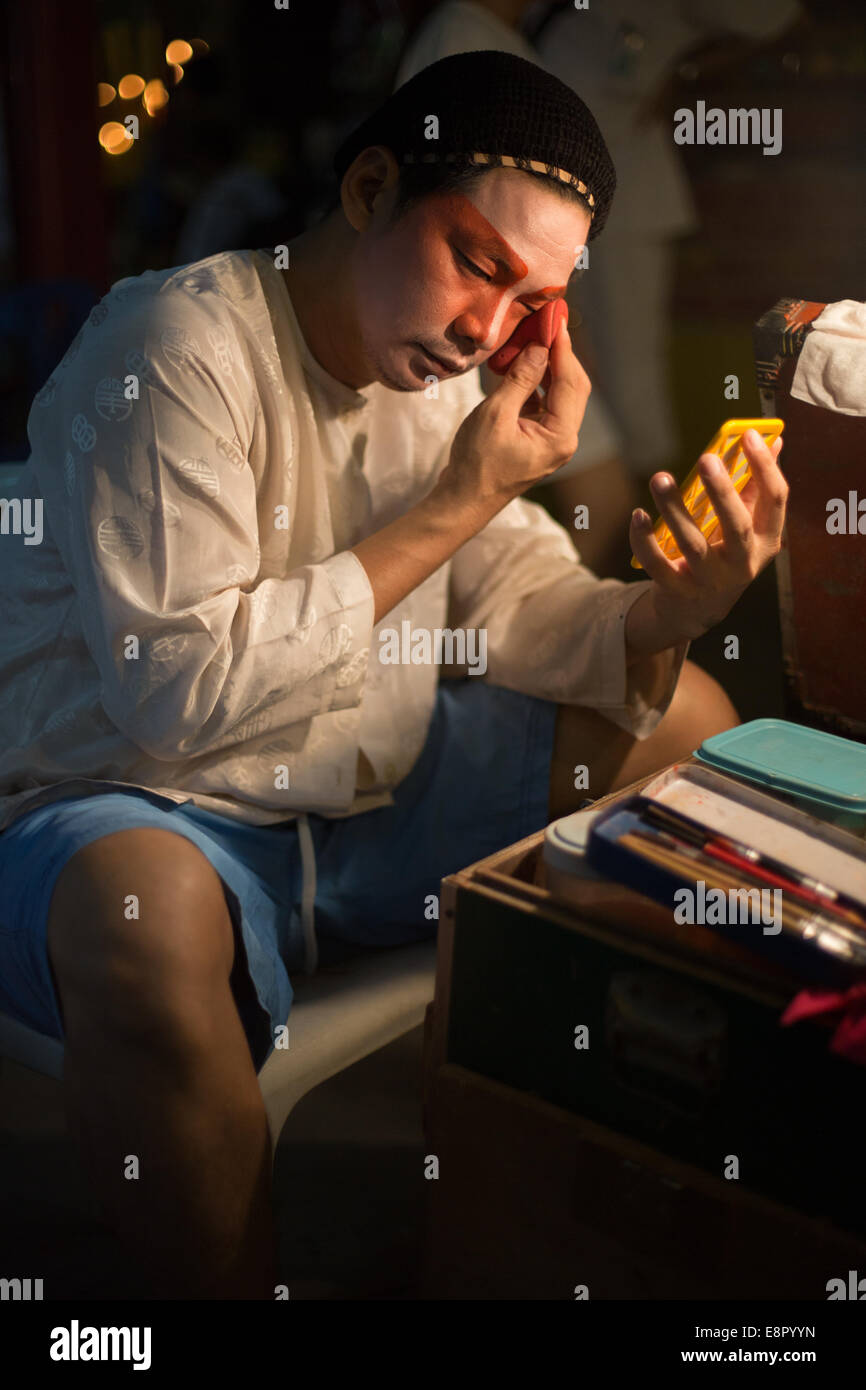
[694,719,866,833]
[585,795,864,984]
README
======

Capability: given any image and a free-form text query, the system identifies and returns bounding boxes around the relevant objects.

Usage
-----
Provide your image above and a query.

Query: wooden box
[420,1058,866,1300]
[422,765,866,1297]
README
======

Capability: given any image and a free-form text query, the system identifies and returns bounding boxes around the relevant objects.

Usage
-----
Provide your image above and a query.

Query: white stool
[0,941,437,1159]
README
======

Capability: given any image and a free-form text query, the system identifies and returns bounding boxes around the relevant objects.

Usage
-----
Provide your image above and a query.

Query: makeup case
[694,718,866,834]
[582,759,866,984]
[435,759,866,1236]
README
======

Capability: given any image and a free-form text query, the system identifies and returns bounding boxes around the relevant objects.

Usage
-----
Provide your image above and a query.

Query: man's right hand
[351,322,591,626]
[438,319,592,513]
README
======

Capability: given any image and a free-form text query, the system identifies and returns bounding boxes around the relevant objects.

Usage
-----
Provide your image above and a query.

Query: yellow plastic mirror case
[630,417,784,570]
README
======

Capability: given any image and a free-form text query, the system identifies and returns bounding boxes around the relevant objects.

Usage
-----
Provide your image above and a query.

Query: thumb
[494,342,550,410]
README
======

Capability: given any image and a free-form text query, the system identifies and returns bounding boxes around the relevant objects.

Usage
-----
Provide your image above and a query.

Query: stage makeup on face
[355,165,590,390]
[403,166,592,378]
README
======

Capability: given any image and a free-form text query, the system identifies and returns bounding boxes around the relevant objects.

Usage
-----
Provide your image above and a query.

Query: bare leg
[548,657,740,822]
[46,828,277,1300]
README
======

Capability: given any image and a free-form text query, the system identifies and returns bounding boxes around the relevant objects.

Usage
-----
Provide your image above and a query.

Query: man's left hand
[627,428,788,650]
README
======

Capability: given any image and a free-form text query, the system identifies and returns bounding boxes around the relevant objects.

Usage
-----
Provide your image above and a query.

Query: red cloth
[780,983,866,1065]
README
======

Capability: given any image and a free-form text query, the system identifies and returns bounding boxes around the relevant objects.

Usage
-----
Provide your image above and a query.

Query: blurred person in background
[532,0,802,566]
[175,124,292,263]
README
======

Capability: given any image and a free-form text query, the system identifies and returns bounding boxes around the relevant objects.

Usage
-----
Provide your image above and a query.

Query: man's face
[350,165,592,391]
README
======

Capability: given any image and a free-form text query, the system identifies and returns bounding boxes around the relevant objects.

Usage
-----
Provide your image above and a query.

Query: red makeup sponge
[487,297,568,375]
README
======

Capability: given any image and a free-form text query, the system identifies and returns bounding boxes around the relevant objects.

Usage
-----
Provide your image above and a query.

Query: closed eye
[455,249,541,320]
[456,248,493,281]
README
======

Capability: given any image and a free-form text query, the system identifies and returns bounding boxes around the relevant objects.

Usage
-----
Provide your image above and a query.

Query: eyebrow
[446,192,570,301]
[467,241,569,301]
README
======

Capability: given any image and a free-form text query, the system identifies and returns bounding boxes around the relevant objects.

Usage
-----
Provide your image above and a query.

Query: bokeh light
[117,74,145,99]
[98,121,134,155]
[165,39,193,65]
[143,78,169,115]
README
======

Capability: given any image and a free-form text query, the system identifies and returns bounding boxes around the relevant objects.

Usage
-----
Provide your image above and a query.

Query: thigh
[547,658,739,819]
[311,680,559,947]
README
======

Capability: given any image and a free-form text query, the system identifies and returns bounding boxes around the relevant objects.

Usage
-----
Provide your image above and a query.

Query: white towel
[790,299,866,417]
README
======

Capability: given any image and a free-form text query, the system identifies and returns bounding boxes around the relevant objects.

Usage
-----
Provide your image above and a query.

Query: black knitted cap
[332,50,616,240]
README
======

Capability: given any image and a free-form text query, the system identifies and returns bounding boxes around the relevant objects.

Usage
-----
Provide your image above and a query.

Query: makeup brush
[620,830,866,967]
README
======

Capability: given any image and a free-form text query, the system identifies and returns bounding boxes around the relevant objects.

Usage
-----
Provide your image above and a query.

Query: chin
[379,372,422,393]
[374,352,426,393]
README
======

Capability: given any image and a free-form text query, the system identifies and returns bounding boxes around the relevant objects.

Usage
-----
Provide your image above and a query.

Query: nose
[454,293,512,353]
[452,309,491,352]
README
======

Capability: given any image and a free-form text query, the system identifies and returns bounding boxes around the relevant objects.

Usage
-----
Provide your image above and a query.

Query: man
[0,51,785,1299]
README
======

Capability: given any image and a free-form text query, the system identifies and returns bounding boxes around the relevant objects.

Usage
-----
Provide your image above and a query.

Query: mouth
[416,344,466,375]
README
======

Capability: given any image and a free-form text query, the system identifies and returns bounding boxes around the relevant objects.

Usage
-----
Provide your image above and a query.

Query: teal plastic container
[694,718,866,832]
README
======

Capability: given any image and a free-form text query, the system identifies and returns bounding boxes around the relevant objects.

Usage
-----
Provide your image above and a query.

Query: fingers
[740,427,788,539]
[490,319,589,477]
[696,452,753,561]
[647,470,712,574]
[629,507,681,585]
[544,318,591,427]
[741,433,784,508]
[645,428,787,577]
[647,456,751,570]
[519,386,547,421]
[493,341,552,415]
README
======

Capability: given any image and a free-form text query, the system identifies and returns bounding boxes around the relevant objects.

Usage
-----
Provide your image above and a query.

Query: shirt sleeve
[446,492,690,738]
[28,284,375,762]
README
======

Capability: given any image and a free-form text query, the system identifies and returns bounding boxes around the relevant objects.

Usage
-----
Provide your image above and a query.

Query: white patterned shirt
[0,249,688,833]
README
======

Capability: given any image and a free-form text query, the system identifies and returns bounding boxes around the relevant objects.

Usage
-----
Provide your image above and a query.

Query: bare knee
[665,658,740,743]
[549,658,739,812]
[47,828,235,1030]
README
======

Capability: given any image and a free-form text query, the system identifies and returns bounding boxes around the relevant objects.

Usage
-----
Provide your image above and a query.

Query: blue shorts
[0,680,557,1072]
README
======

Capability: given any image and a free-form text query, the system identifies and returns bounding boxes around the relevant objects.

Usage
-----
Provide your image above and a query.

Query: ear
[340,145,402,233]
